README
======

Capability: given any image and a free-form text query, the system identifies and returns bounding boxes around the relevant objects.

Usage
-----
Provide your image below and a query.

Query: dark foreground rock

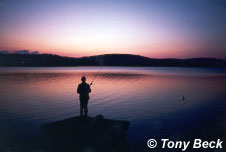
[24,115,130,152]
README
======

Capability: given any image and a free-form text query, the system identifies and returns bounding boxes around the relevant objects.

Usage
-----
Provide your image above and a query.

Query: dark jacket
[77,82,91,100]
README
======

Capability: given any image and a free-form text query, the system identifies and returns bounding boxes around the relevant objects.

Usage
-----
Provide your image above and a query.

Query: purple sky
[0,0,226,58]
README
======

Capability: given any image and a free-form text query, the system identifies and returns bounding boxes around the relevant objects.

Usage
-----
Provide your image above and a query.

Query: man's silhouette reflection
[77,76,91,116]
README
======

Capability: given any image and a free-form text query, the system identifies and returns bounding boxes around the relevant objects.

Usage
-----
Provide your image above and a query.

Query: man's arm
[88,85,91,93]
[77,85,81,94]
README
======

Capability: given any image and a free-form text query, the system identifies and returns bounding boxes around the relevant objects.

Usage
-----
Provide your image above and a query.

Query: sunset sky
[0,0,226,58]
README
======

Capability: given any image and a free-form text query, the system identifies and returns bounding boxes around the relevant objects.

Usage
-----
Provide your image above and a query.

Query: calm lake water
[0,67,226,151]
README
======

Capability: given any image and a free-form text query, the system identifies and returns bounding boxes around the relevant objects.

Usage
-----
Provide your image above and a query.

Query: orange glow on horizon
[1,0,226,59]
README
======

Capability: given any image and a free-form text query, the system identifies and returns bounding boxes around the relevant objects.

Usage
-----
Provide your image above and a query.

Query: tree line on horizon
[0,53,226,67]
[0,50,39,55]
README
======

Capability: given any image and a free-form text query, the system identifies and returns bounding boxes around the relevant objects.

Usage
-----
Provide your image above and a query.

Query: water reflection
[0,67,226,151]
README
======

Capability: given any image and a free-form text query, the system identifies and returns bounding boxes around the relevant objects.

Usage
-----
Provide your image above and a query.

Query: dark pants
[80,98,88,116]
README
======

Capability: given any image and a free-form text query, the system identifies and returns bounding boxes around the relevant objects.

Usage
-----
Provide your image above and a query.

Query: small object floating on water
[182,96,185,101]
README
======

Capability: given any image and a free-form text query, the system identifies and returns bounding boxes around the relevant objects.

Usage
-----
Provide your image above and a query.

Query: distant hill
[0,53,226,67]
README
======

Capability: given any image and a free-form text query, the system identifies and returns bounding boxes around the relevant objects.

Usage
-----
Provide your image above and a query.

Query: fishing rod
[90,65,103,85]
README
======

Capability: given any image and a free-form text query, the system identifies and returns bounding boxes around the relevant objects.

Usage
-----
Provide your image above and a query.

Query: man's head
[81,76,86,82]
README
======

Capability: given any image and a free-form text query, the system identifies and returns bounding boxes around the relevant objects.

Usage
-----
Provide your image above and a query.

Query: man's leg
[84,100,88,117]
[84,106,88,117]
[80,101,84,116]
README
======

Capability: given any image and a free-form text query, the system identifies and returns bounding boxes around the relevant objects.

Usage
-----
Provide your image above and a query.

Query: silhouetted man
[77,76,91,117]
